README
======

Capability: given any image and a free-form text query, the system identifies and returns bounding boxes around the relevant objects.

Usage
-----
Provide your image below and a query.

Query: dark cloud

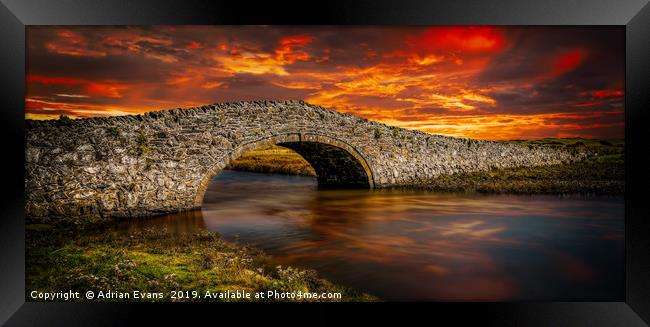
[25,26,625,140]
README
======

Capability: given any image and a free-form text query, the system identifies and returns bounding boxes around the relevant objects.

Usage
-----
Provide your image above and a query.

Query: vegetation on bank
[226,138,624,195]
[503,137,624,153]
[226,145,316,176]
[404,138,623,195]
[26,222,376,302]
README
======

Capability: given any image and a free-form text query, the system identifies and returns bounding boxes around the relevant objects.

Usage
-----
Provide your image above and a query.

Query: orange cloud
[102,33,177,62]
[185,40,203,49]
[409,54,445,65]
[85,82,127,98]
[213,34,314,76]
[26,26,624,140]
[45,30,107,57]
[28,75,127,98]
[379,110,623,140]
[201,81,224,89]
[276,35,313,62]
[25,97,138,120]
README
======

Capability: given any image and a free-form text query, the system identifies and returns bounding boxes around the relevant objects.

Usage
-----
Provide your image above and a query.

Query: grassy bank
[227,139,624,195]
[412,157,623,195]
[400,138,624,195]
[226,145,316,176]
[26,222,376,302]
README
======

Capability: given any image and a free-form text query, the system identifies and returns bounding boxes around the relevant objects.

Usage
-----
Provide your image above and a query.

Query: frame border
[1,1,649,325]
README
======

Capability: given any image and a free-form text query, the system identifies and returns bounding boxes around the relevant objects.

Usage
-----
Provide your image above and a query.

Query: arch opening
[194,134,374,207]
[277,141,370,188]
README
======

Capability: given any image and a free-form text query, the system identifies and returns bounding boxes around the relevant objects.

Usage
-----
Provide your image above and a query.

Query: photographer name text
[29,289,342,301]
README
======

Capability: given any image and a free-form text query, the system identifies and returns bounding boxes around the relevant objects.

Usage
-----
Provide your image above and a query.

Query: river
[119,170,624,301]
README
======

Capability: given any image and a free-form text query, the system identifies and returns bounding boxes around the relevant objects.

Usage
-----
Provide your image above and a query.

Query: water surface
[121,170,624,301]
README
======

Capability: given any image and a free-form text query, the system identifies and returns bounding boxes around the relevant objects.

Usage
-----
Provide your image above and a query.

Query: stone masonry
[25,100,585,219]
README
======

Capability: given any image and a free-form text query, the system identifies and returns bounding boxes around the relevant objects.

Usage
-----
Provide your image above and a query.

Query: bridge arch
[25,100,580,219]
[193,133,375,207]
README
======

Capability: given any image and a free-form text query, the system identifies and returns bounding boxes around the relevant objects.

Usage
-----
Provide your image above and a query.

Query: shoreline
[26,221,377,302]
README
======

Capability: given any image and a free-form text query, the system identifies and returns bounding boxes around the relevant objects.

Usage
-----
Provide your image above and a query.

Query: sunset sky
[26,26,624,140]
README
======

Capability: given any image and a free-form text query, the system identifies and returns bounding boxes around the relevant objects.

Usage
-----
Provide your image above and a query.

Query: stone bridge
[25,100,582,219]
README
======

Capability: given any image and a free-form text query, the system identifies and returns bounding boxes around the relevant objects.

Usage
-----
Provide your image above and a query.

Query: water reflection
[120,170,624,301]
[118,210,207,234]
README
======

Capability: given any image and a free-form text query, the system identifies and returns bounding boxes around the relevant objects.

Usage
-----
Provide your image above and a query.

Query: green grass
[130,132,151,156]
[26,222,376,302]
[106,126,119,137]
[226,145,316,176]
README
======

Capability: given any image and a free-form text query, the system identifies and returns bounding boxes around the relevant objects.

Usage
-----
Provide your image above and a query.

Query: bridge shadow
[115,209,207,235]
[278,141,370,189]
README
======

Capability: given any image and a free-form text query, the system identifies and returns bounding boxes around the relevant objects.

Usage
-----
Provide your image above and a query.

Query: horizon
[25,26,625,140]
[28,99,624,142]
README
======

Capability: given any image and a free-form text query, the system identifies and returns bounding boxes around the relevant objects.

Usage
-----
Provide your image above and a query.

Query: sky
[26,26,624,140]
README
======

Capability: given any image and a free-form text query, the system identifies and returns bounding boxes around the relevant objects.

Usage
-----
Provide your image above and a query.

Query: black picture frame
[1,0,649,325]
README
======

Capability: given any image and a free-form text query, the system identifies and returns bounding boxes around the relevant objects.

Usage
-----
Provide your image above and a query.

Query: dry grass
[411,138,624,195]
[226,145,316,176]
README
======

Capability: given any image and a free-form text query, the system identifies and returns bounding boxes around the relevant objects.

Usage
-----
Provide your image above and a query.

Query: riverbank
[402,157,623,195]
[226,145,316,176]
[227,138,624,195]
[405,138,624,195]
[26,221,376,302]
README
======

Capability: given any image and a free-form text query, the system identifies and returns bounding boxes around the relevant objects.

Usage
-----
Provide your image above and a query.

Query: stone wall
[25,100,584,219]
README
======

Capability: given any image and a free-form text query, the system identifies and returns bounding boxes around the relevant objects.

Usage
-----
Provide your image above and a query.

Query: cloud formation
[26,26,624,140]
